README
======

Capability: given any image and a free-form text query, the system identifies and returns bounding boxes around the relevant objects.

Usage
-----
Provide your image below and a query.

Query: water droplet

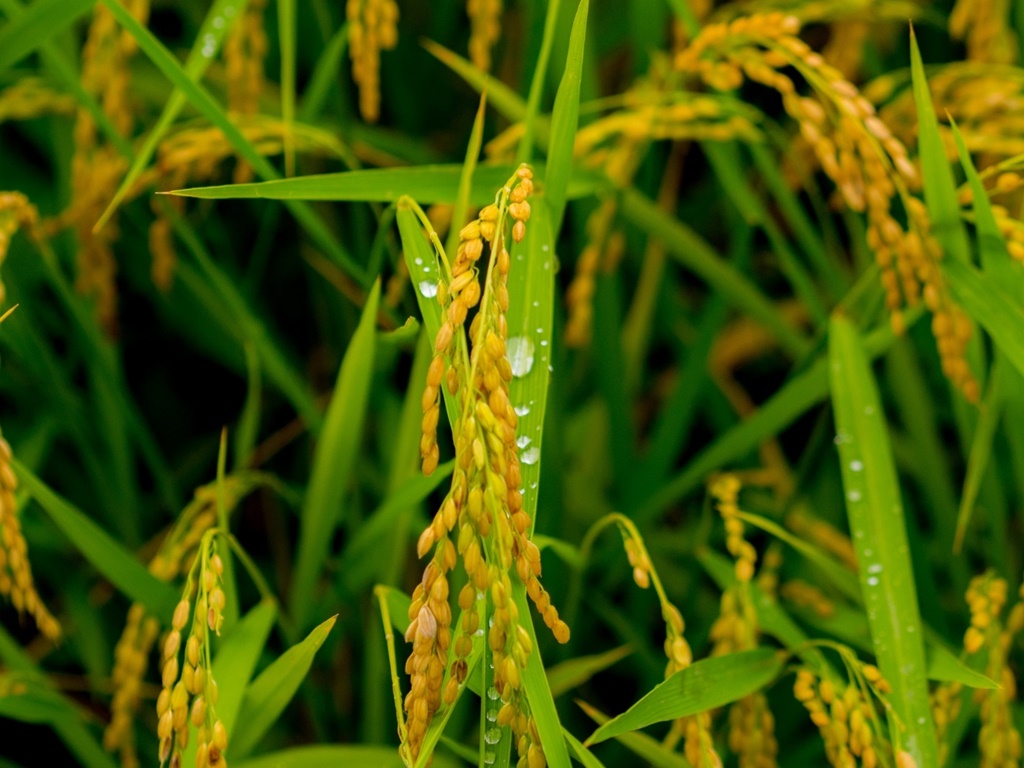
[867,563,883,574]
[514,404,530,417]
[212,16,224,28]
[520,446,540,465]
[517,435,531,449]
[850,460,864,472]
[541,244,550,252]
[532,300,539,307]
[540,340,548,347]
[866,576,879,587]
[530,482,537,489]
[484,750,496,765]
[474,628,485,637]
[487,686,500,701]
[414,257,423,265]
[486,709,498,722]
[484,727,502,745]
[834,432,850,445]
[507,336,535,377]
[418,280,438,298]
[423,266,431,273]
[847,489,862,502]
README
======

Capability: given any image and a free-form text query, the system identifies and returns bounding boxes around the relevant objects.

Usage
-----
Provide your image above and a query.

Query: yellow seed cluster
[106,604,161,768]
[728,692,777,768]
[105,480,233,765]
[931,681,962,767]
[676,12,979,402]
[755,546,783,598]
[68,0,149,334]
[822,20,870,82]
[793,668,887,768]
[347,0,399,123]
[781,579,836,618]
[787,511,857,572]
[467,0,502,72]
[950,0,1017,64]
[407,166,567,767]
[0,434,60,640]
[963,572,1024,767]
[157,535,229,768]
[0,192,39,306]
[224,0,268,184]
[0,78,75,124]
[564,199,624,348]
[710,474,756,583]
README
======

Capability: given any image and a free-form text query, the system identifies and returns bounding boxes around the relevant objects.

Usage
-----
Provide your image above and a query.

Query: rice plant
[1,1,1023,766]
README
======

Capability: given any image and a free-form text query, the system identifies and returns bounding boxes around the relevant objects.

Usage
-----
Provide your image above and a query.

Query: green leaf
[577,701,690,768]
[547,645,633,698]
[637,313,912,522]
[828,314,938,766]
[926,643,998,690]
[290,281,380,628]
[619,187,810,358]
[235,745,460,768]
[516,0,561,159]
[95,0,249,230]
[563,728,606,768]
[585,649,785,746]
[944,258,1024,380]
[0,0,94,71]
[232,615,338,759]
[212,600,277,732]
[167,163,600,204]
[98,0,365,282]
[507,202,556,535]
[545,0,589,231]
[13,460,178,617]
[909,27,971,263]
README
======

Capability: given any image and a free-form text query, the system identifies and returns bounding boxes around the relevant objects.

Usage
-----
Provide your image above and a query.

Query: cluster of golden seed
[0,78,75,124]
[755,546,783,598]
[963,572,1024,767]
[408,166,567,767]
[956,170,1024,264]
[793,667,889,768]
[67,0,148,334]
[467,0,502,72]
[224,0,269,184]
[106,604,161,768]
[564,199,624,348]
[781,579,836,618]
[575,96,761,163]
[105,481,232,766]
[931,680,962,767]
[950,0,1017,64]
[871,63,1024,162]
[0,434,60,640]
[347,0,399,123]
[728,692,778,768]
[0,192,38,306]
[157,536,229,768]
[676,12,979,402]
[822,20,870,82]
[787,511,857,572]
[711,474,756,583]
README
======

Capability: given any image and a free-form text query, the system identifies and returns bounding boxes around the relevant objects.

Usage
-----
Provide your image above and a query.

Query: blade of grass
[828,314,937,766]
[0,0,94,71]
[298,22,348,122]
[94,0,250,231]
[517,0,562,161]
[544,0,588,232]
[546,645,633,698]
[232,615,338,759]
[290,281,380,629]
[908,28,970,264]
[619,187,810,358]
[953,359,1003,552]
[167,162,600,204]
[584,648,785,746]
[235,342,262,469]
[278,0,296,176]
[445,91,488,260]
[99,0,366,283]
[637,311,917,522]
[13,460,179,617]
